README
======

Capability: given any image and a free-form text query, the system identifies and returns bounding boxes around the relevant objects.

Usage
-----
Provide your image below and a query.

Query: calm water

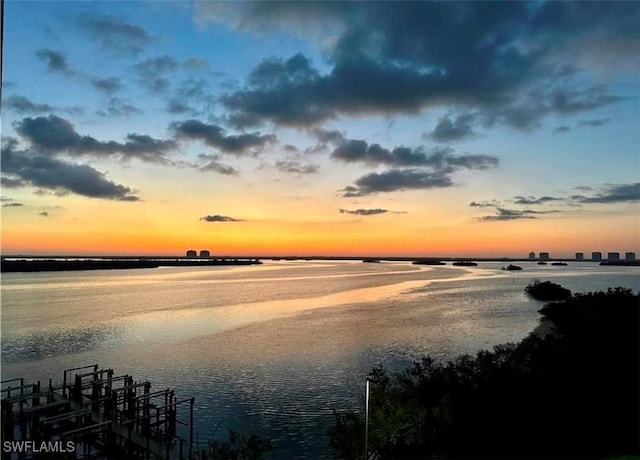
[1,261,638,458]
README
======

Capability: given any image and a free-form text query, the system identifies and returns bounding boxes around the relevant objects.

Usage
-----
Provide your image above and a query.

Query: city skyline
[1,1,639,257]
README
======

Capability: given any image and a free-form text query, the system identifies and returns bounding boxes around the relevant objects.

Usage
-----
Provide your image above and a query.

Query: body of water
[1,261,638,458]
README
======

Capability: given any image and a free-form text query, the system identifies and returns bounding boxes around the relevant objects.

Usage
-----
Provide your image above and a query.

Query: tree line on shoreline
[330,284,639,459]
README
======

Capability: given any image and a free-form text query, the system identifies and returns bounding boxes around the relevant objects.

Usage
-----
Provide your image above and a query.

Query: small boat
[537,261,547,265]
[502,264,522,270]
[452,261,478,266]
[551,262,568,266]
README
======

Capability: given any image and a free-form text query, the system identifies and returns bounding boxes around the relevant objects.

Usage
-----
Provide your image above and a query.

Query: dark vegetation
[0,258,260,272]
[525,279,572,300]
[330,287,639,459]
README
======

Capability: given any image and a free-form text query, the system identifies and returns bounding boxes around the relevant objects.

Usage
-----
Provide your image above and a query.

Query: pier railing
[2,365,194,459]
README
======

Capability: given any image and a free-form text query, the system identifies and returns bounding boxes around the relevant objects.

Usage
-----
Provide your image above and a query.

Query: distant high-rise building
[186,249,197,257]
[529,251,536,260]
[539,252,550,260]
[607,252,620,261]
[575,252,584,261]
[592,252,602,261]
[200,250,210,258]
[625,252,636,261]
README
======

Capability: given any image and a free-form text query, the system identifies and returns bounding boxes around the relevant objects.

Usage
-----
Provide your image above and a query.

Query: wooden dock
[1,365,194,459]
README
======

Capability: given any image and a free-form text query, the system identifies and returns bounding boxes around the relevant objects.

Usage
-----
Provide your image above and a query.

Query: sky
[1,1,639,258]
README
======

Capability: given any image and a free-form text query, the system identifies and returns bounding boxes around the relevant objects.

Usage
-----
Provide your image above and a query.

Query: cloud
[4,95,84,117]
[1,138,140,201]
[35,49,73,74]
[39,212,49,217]
[331,139,498,171]
[96,97,143,118]
[0,177,25,188]
[469,200,500,208]
[553,126,570,134]
[341,169,453,197]
[550,86,623,114]
[200,215,243,222]
[339,208,404,216]
[476,207,554,221]
[427,114,476,142]
[172,120,275,155]
[77,14,152,56]
[91,77,123,94]
[471,183,639,221]
[196,154,239,176]
[134,55,178,79]
[2,202,24,208]
[578,118,611,127]
[512,195,563,205]
[165,78,216,115]
[166,100,194,115]
[571,183,640,204]
[310,128,346,145]
[183,57,210,70]
[203,2,635,129]
[5,96,55,114]
[13,115,175,164]
[274,160,319,175]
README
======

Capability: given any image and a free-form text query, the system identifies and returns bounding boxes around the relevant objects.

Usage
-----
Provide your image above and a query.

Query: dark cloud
[5,95,55,114]
[39,212,49,217]
[571,183,640,204]
[172,120,275,155]
[2,202,24,208]
[331,139,498,171]
[132,56,177,93]
[550,86,623,114]
[183,57,210,70]
[196,154,239,176]
[553,125,570,134]
[13,115,175,164]
[200,215,243,222]
[469,200,499,208]
[339,208,402,216]
[96,97,143,118]
[166,100,194,115]
[427,114,476,142]
[35,49,73,74]
[134,55,178,79]
[78,14,151,56]
[274,160,319,175]
[471,183,639,221]
[165,78,216,115]
[476,208,554,221]
[342,169,453,197]
[1,138,140,201]
[310,128,346,145]
[91,77,123,94]
[578,118,610,127]
[513,195,563,205]
[4,95,83,116]
[206,2,635,129]
[0,177,25,188]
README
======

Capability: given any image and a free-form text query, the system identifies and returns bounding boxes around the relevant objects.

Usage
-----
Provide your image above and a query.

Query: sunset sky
[1,1,639,257]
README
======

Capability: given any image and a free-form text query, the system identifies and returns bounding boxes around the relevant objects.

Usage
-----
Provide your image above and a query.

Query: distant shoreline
[1,256,636,273]
[0,258,261,273]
